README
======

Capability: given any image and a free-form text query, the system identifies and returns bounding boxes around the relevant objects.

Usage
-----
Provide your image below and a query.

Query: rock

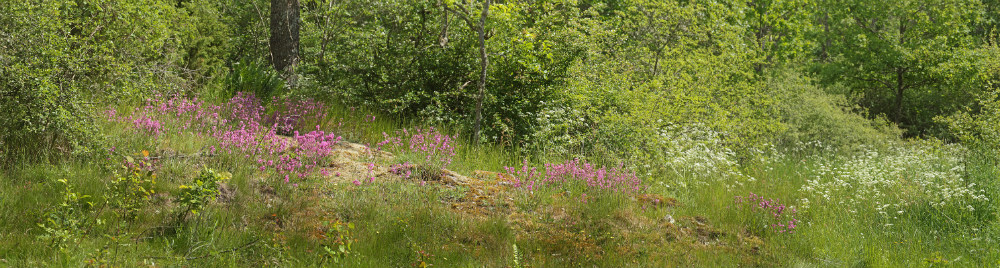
[440,169,471,186]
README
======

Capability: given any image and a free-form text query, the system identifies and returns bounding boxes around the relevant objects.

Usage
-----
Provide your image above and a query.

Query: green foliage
[535,0,783,169]
[0,0,234,168]
[298,0,571,147]
[941,40,1000,152]
[939,40,1000,214]
[320,220,355,264]
[973,0,1000,39]
[106,156,157,220]
[736,0,818,69]
[512,243,522,268]
[771,69,902,148]
[172,0,232,89]
[225,59,286,102]
[37,179,94,249]
[217,0,271,65]
[177,168,231,215]
[811,0,985,136]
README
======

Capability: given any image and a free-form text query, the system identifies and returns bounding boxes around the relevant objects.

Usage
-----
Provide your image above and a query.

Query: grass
[1,95,998,267]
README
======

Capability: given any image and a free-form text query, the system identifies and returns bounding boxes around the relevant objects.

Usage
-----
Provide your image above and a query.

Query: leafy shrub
[770,69,902,149]
[0,0,236,168]
[225,59,285,104]
[177,169,231,215]
[173,0,231,88]
[107,154,158,220]
[299,0,568,148]
[37,179,94,249]
[320,220,355,264]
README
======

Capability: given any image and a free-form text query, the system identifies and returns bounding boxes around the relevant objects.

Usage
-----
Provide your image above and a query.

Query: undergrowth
[0,93,998,267]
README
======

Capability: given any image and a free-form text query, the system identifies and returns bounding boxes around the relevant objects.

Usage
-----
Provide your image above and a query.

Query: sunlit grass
[2,95,998,267]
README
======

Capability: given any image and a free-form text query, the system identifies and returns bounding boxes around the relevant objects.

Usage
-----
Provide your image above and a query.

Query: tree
[271,0,301,86]
[445,0,491,143]
[813,0,982,135]
[738,0,816,72]
[473,0,490,144]
[973,0,999,41]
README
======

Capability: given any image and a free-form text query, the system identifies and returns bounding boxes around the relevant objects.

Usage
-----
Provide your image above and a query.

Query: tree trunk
[318,0,333,67]
[270,0,300,87]
[820,11,830,60]
[471,0,490,144]
[439,0,449,47]
[894,68,905,124]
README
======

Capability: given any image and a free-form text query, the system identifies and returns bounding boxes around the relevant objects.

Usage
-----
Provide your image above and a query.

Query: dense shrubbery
[770,69,903,149]
[5,0,994,171]
[0,0,235,168]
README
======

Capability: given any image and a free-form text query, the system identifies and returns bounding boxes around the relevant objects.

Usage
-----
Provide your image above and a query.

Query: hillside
[3,0,1000,267]
[0,92,995,267]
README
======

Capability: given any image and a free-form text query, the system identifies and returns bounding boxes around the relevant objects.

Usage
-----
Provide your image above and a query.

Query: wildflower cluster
[388,162,416,179]
[295,128,342,159]
[107,94,226,137]
[378,127,458,169]
[734,192,799,234]
[641,124,750,189]
[107,92,338,183]
[154,94,226,131]
[505,160,540,191]
[505,159,643,194]
[799,142,988,216]
[131,116,164,135]
[262,128,343,182]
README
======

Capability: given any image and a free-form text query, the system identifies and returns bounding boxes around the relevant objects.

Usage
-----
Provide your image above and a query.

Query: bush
[320,220,355,264]
[224,59,286,103]
[0,0,233,168]
[298,0,569,147]
[37,179,94,249]
[770,69,902,149]
[177,169,231,215]
[107,155,158,220]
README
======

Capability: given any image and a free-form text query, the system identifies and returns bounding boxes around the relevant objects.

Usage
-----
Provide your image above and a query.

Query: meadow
[1,91,997,267]
[3,0,1000,267]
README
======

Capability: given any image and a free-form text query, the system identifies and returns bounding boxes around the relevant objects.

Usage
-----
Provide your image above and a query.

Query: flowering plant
[504,158,643,195]
[734,192,800,235]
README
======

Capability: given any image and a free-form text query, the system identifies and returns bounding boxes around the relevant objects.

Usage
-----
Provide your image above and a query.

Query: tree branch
[445,2,478,31]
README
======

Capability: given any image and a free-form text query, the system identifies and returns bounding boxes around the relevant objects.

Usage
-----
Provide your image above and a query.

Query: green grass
[1,97,998,267]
